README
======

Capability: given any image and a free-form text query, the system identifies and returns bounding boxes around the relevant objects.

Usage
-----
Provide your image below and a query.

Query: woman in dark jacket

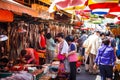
[94,38,116,80]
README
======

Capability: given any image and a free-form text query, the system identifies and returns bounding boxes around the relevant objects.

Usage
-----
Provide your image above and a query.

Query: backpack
[116,39,120,59]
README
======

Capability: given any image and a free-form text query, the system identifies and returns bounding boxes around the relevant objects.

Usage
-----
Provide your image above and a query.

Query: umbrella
[87,0,119,17]
[91,8,109,15]
[115,21,120,24]
[109,5,120,16]
[114,17,120,24]
[118,17,120,20]
[75,6,91,19]
[105,14,117,19]
[56,0,85,9]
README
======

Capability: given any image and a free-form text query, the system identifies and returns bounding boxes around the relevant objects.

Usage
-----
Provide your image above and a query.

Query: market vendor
[20,48,39,65]
[39,29,46,50]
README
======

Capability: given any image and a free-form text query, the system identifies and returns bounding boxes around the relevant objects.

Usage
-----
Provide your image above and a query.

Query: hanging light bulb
[0,35,8,41]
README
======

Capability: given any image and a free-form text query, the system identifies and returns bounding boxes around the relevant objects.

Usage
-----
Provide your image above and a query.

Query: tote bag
[57,53,66,60]
[57,42,66,60]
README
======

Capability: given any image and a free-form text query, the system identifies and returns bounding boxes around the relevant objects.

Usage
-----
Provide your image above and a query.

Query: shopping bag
[57,54,66,61]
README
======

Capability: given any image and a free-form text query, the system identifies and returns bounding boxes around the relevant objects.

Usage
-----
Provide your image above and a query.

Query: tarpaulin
[109,5,120,16]
[55,0,85,9]
[0,9,13,22]
[88,0,119,5]
[88,0,119,9]
[49,0,87,13]
[89,3,118,10]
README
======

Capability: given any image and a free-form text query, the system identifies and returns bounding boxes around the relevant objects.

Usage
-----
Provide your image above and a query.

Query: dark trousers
[82,48,85,56]
[99,64,113,80]
[69,62,76,80]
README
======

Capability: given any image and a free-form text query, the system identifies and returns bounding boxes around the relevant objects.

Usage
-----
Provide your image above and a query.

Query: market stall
[0,10,73,80]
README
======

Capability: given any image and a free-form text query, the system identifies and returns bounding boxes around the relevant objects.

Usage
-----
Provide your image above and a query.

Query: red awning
[0,9,13,22]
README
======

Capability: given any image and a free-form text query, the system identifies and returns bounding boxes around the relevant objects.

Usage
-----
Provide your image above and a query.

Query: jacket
[95,44,116,66]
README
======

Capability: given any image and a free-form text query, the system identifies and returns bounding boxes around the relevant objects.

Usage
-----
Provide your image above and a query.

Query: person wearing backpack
[94,38,116,80]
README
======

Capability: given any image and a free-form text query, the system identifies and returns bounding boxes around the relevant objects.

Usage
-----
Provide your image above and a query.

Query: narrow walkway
[76,65,101,80]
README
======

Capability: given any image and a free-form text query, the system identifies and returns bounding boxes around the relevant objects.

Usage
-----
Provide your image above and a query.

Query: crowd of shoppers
[54,30,120,80]
[17,30,120,80]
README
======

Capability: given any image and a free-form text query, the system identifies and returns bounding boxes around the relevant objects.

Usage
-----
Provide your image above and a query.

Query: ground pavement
[76,65,101,80]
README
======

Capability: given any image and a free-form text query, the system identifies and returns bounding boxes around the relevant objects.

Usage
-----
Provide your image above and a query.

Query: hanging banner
[0,9,13,22]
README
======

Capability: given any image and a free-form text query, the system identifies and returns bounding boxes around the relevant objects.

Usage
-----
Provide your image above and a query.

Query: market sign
[32,4,54,19]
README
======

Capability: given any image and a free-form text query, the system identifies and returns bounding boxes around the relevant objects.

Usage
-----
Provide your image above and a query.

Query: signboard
[32,4,54,19]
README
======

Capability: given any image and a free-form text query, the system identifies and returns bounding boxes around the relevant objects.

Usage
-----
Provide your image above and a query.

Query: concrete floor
[76,65,101,80]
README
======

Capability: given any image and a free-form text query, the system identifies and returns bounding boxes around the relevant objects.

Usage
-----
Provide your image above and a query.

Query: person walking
[94,38,116,80]
[85,31,101,74]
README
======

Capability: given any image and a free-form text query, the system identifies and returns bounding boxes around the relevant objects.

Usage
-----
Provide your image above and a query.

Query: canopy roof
[49,0,120,16]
